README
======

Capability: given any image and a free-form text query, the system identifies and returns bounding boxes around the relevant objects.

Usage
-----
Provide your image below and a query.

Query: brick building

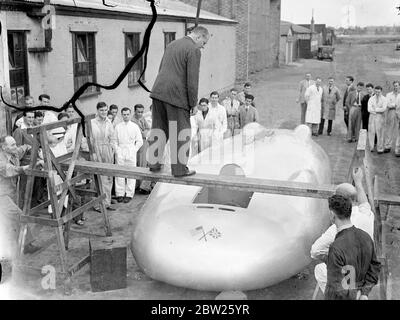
[0,0,237,133]
[180,0,282,80]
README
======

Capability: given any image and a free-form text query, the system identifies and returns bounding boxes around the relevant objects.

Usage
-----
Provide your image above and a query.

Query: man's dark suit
[148,36,201,176]
[343,84,356,128]
[346,90,365,141]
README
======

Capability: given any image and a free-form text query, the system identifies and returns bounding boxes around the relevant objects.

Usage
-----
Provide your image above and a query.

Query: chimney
[311,9,315,33]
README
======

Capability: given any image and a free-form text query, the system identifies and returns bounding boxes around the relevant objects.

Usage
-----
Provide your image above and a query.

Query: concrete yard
[3,41,400,300]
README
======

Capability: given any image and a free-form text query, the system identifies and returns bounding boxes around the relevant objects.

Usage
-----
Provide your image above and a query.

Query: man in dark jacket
[325,194,381,300]
[148,26,210,177]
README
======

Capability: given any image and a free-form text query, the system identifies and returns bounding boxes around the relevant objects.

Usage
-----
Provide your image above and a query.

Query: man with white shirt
[194,98,218,152]
[222,88,241,138]
[209,91,228,144]
[38,94,58,124]
[13,96,35,132]
[114,108,143,203]
[297,73,315,125]
[384,81,400,153]
[396,99,400,157]
[368,86,387,154]
[311,167,374,294]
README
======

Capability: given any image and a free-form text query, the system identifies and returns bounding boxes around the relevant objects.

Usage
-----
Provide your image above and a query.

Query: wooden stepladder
[16,114,112,292]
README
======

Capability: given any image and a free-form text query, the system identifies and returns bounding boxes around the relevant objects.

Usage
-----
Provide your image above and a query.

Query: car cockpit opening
[193,164,254,209]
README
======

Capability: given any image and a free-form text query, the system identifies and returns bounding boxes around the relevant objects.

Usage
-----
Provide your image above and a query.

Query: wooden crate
[90,236,127,292]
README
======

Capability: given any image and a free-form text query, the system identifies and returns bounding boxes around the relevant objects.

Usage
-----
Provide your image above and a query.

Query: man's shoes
[117,197,124,203]
[111,199,118,204]
[395,153,400,157]
[138,189,151,195]
[106,206,116,211]
[377,151,384,155]
[93,207,101,213]
[124,197,132,203]
[23,243,41,255]
[327,132,331,136]
[173,168,196,178]
[347,139,353,143]
[384,148,391,153]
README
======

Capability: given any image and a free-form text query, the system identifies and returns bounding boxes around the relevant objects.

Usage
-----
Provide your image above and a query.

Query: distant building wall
[180,0,281,80]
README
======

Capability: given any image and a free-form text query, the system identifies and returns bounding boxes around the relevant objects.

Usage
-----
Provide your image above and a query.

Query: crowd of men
[298,73,400,156]
[0,81,259,253]
[296,73,389,299]
[192,84,259,153]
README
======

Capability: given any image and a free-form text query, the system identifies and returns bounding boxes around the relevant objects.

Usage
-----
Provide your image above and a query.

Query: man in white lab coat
[368,86,387,154]
[114,107,143,203]
[208,91,227,145]
[91,102,117,211]
[384,81,400,153]
[194,98,217,152]
[305,77,323,136]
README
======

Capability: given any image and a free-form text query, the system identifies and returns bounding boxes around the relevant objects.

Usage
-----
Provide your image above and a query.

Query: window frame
[163,31,176,50]
[8,30,29,105]
[71,31,99,97]
[124,32,144,88]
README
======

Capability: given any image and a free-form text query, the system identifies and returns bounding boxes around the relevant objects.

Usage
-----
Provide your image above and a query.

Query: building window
[125,33,143,87]
[164,32,176,49]
[8,31,29,105]
[72,32,98,95]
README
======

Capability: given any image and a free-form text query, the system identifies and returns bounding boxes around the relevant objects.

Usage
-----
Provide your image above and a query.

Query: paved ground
[3,41,400,300]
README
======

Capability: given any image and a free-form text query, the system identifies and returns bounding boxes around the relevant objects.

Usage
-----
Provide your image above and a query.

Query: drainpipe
[246,0,250,80]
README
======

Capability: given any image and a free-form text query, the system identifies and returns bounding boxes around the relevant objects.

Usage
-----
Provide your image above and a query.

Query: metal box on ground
[90,236,127,292]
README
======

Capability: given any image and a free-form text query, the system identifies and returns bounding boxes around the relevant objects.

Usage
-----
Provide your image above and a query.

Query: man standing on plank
[148,26,210,177]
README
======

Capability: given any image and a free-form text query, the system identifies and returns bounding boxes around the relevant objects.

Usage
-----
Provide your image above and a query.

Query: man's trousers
[344,107,349,128]
[300,103,307,125]
[115,148,136,198]
[369,113,385,152]
[347,106,362,141]
[395,121,400,156]
[95,144,114,206]
[148,99,191,176]
[384,108,397,150]
[318,119,333,135]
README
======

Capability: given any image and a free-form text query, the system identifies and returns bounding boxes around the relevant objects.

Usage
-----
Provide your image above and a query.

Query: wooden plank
[29,200,51,214]
[26,114,96,134]
[58,173,89,192]
[21,195,105,227]
[56,152,74,164]
[68,255,91,277]
[39,127,69,274]
[18,136,40,256]
[20,215,60,227]
[60,194,106,225]
[357,129,367,151]
[75,188,97,196]
[62,160,337,199]
[24,169,49,178]
[346,129,367,183]
[56,123,83,214]
[86,119,112,237]
[48,146,77,201]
